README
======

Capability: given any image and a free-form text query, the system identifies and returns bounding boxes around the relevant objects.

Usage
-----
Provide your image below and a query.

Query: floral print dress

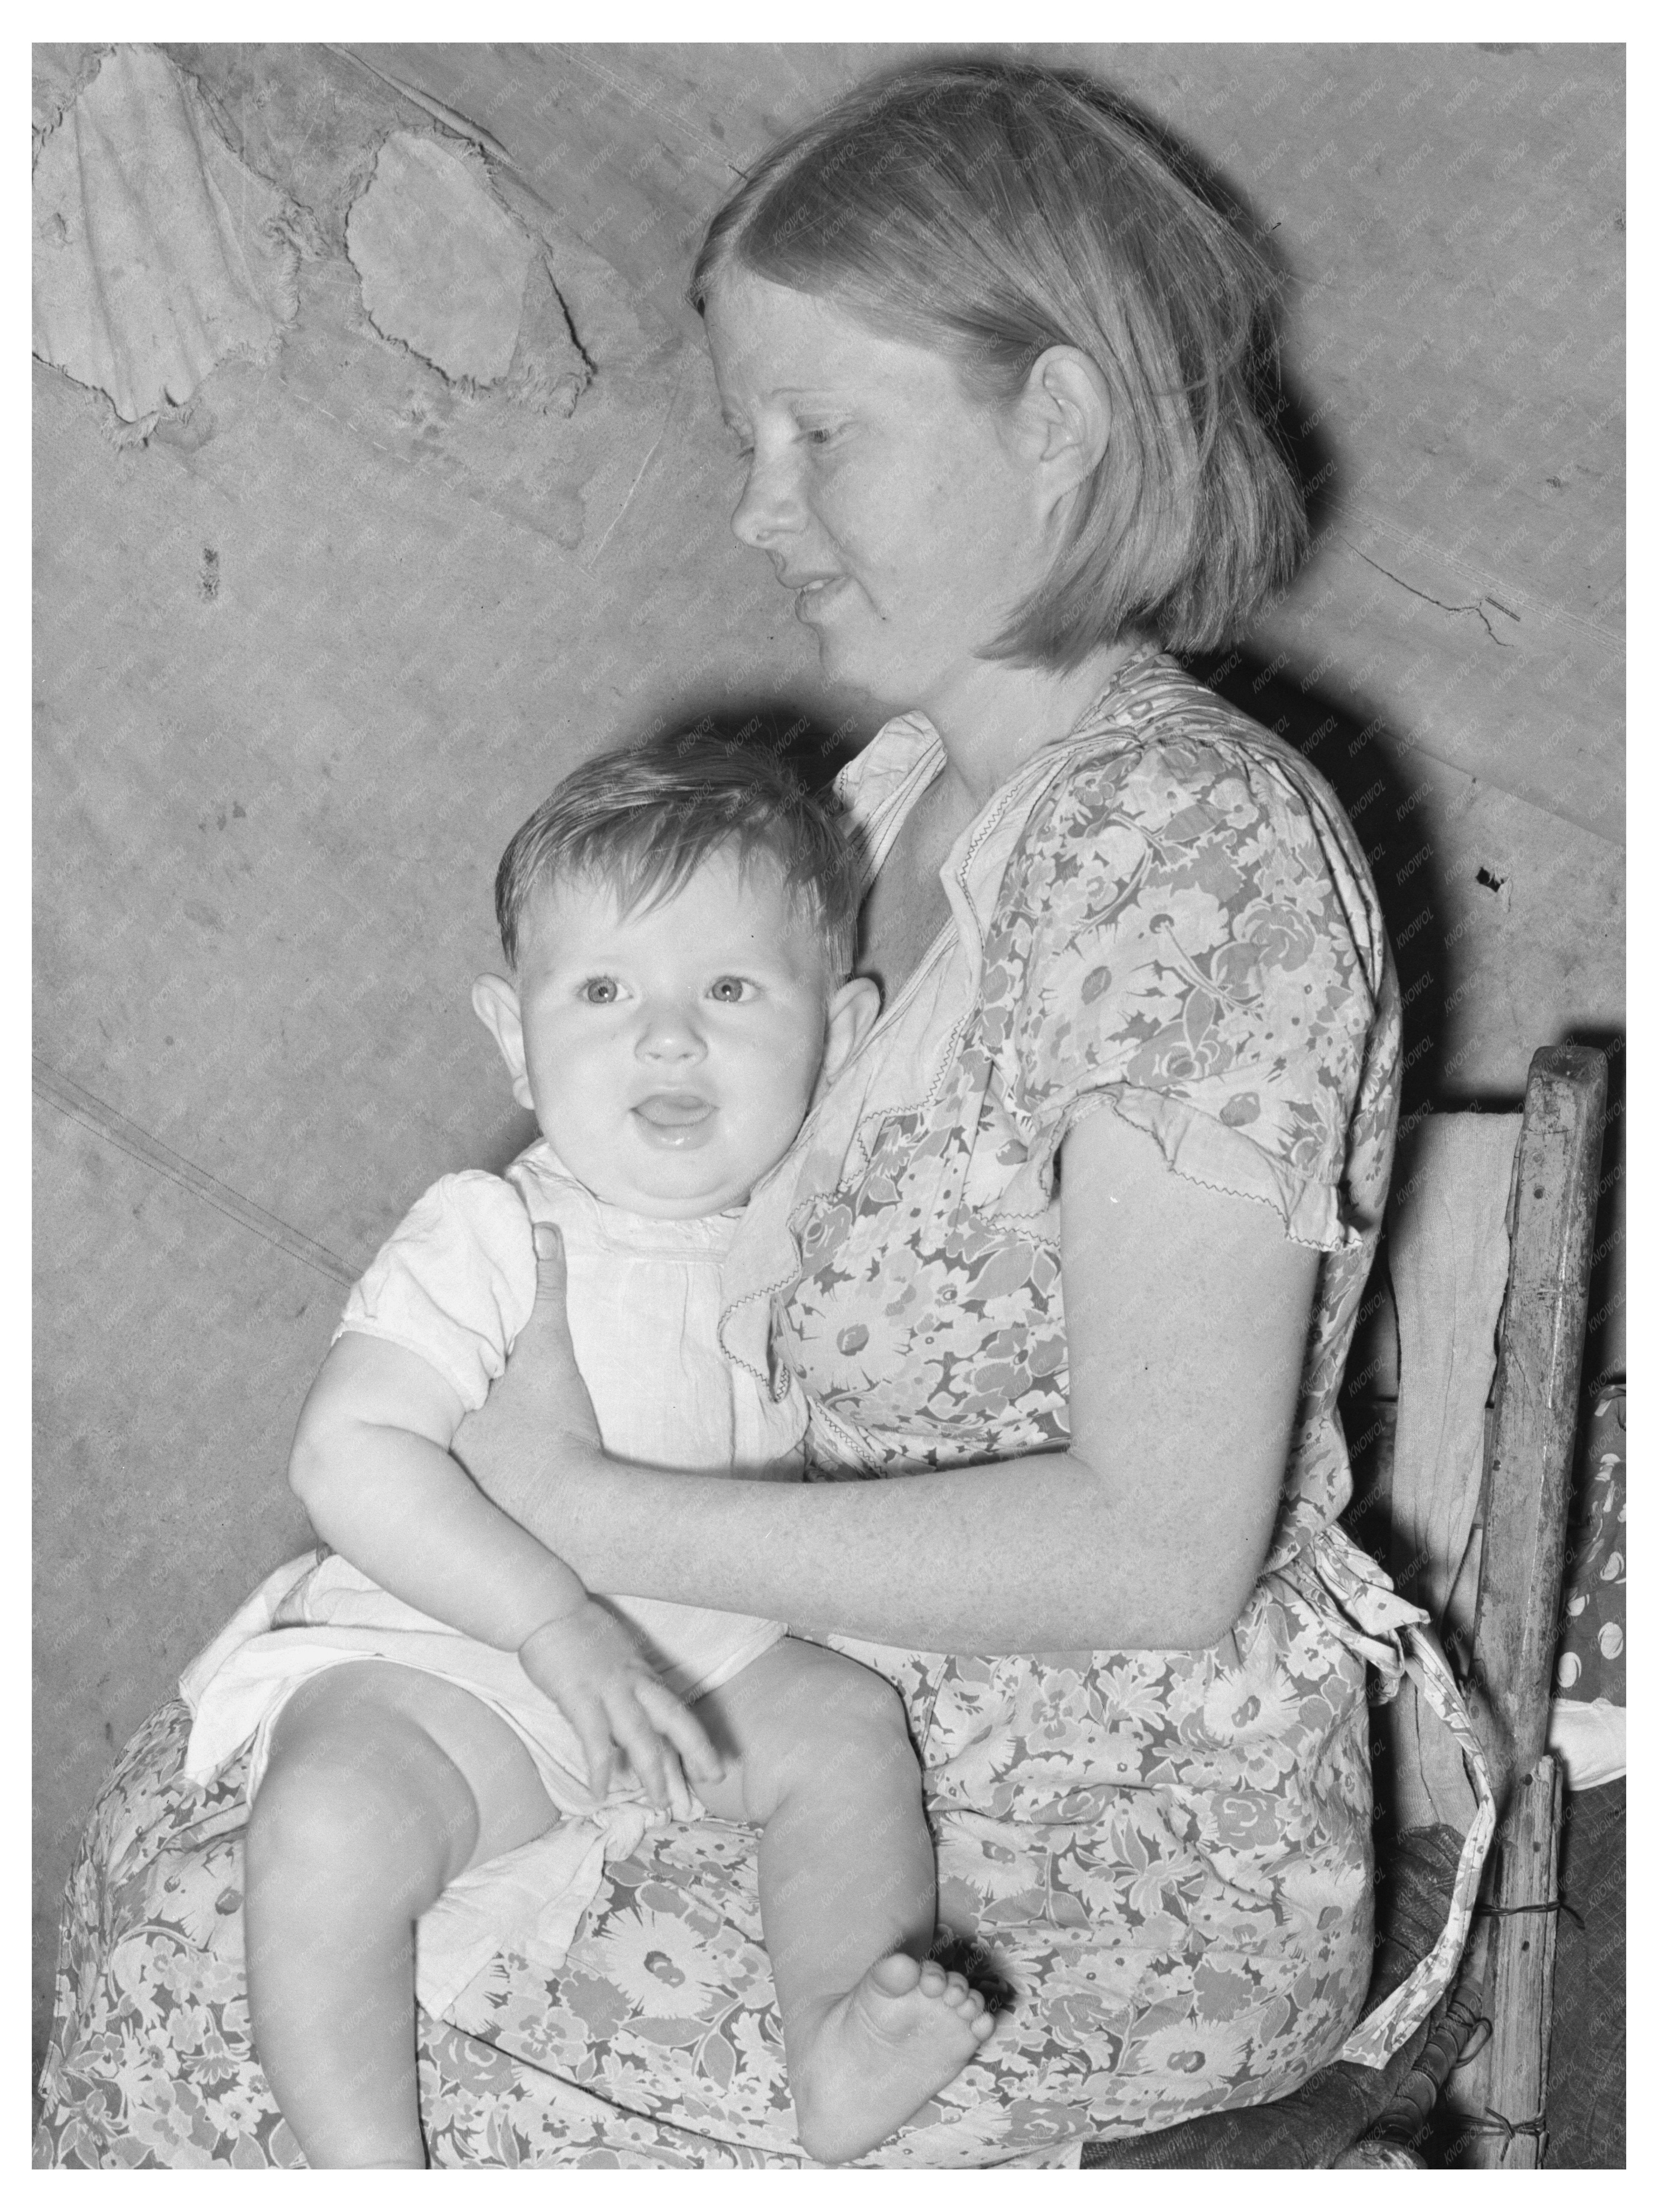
[36,649,1488,2168]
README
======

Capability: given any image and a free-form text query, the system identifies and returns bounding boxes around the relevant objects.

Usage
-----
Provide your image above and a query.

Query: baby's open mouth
[633,1092,714,1129]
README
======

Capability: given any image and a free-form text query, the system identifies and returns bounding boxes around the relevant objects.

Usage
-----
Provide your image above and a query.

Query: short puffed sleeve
[334,1171,538,1409]
[983,734,1386,1251]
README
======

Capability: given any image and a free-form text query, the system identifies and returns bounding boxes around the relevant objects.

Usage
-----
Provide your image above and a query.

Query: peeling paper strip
[32,43,299,427]
[346,131,533,387]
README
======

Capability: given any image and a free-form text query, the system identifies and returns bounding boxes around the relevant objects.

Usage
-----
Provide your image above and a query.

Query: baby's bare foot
[789,1952,995,2164]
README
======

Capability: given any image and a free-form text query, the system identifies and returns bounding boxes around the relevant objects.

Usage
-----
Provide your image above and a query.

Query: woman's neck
[913,638,1142,808]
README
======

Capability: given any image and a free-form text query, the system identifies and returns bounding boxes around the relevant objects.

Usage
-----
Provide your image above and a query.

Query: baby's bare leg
[696,1640,992,2163]
[244,1662,556,2168]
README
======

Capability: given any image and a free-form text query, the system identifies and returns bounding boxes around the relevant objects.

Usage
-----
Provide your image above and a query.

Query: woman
[443,57,1490,2161]
[38,58,1486,2168]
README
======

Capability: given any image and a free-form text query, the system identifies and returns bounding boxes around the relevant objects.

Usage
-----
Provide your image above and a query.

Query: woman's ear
[819,975,882,1095]
[1018,346,1111,514]
[471,974,535,1111]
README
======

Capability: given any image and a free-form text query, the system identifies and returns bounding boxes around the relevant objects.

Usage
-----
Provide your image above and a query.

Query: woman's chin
[811,635,917,719]
[797,599,894,701]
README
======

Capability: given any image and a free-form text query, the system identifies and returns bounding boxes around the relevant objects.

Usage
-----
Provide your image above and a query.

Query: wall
[33,41,1624,2075]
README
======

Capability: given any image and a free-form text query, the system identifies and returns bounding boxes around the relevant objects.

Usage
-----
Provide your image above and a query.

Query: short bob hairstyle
[494,732,863,978]
[690,59,1307,668]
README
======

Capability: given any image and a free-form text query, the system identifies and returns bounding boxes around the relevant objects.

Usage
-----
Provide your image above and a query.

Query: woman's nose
[731,441,803,552]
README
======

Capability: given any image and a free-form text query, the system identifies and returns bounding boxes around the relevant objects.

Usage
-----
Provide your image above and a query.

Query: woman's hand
[453,1223,603,1540]
[518,1599,723,1814]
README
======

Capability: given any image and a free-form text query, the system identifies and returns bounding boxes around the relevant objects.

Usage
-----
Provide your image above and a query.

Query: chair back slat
[1471,1046,1607,1799]
[1386,1113,1521,1645]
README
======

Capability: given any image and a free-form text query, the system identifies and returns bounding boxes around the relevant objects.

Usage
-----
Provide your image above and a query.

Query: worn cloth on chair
[1548,1385,1626,1789]
[38,652,1488,2167]
[180,1146,793,2015]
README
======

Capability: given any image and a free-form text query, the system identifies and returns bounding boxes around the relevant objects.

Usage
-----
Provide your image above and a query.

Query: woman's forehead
[705,271,955,409]
[704,272,840,377]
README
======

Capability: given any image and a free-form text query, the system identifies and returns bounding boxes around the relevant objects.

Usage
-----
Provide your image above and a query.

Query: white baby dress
[180,1141,802,2013]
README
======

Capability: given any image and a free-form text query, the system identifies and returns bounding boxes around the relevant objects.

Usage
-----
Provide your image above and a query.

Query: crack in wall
[330,44,514,165]
[34,1057,358,1285]
[1344,536,1523,647]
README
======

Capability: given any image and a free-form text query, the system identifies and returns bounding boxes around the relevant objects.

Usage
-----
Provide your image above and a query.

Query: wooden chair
[1085,1044,1607,2169]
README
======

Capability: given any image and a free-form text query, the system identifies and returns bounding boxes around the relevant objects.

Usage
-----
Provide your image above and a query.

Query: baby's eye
[579,977,620,1005]
[708,976,750,1003]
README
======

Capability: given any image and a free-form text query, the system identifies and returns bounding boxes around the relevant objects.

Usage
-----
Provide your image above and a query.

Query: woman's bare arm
[458,1111,1318,1653]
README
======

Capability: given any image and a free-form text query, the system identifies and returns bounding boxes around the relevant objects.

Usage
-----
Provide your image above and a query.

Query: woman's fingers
[452,1219,605,1516]
[634,1678,723,1787]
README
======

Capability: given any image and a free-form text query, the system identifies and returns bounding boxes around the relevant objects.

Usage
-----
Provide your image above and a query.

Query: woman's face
[704,269,1054,714]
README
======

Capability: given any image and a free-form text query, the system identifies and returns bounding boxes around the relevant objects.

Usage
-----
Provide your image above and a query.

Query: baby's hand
[518,1601,722,1817]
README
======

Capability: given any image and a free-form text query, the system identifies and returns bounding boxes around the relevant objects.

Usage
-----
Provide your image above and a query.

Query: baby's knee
[813,1653,914,1758]
[248,1688,474,1891]
[747,1647,917,1807]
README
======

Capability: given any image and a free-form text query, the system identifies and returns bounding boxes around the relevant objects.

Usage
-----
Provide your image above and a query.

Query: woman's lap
[37,1574,1376,2168]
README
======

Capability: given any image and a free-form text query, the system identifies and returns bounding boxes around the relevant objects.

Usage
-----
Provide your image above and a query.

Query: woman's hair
[495,733,863,978]
[690,58,1307,667]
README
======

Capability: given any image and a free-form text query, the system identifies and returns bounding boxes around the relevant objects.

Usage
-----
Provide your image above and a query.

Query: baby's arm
[290,1331,719,1801]
[293,1329,577,1644]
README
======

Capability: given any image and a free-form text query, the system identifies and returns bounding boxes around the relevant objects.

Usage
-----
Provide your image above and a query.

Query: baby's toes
[868,1952,922,1998]
[917,1960,948,1999]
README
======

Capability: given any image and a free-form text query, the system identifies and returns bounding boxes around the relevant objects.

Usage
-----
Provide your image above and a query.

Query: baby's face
[486,851,869,1218]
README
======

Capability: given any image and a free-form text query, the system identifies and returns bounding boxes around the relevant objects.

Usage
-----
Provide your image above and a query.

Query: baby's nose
[638,1004,705,1059]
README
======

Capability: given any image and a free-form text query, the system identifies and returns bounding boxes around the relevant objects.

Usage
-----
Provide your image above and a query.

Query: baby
[181,735,992,2167]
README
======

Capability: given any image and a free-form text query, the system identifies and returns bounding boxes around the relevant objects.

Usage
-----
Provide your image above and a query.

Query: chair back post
[1469,1044,1607,1801]
[1446,1044,1606,2169]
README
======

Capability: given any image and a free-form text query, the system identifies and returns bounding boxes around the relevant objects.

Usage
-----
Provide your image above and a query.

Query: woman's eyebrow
[724,388,844,422]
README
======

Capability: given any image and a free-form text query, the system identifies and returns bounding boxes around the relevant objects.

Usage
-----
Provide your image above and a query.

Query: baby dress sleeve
[334,1171,539,1410]
[989,734,1385,1252]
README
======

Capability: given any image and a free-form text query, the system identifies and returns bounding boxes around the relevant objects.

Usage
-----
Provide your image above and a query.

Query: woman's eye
[801,425,839,449]
[580,978,619,1005]
[708,977,749,1003]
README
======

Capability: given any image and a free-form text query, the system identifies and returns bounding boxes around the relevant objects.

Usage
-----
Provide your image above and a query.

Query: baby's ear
[820,974,881,1090]
[471,974,534,1110]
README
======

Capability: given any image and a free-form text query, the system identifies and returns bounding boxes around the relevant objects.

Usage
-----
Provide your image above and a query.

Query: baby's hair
[690,57,1306,667]
[495,733,864,978]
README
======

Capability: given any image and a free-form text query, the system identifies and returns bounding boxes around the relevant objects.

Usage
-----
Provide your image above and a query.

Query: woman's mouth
[792,576,852,622]
[632,1093,716,1149]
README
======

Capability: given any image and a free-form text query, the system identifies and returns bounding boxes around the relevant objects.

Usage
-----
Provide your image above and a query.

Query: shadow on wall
[1195,646,1626,1401]
[643,698,867,794]
[1191,645,1452,1126]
